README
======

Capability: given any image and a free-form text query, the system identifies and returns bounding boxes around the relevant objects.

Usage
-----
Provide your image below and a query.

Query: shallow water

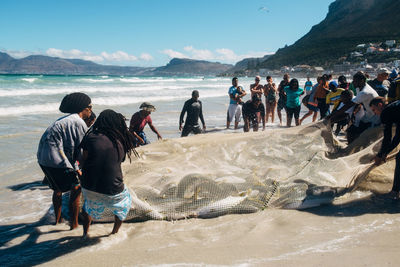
[1,75,398,266]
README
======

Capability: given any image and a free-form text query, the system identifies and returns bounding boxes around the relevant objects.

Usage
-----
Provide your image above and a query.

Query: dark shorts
[306,103,319,112]
[277,98,286,111]
[346,121,371,144]
[286,105,301,119]
[181,124,202,137]
[40,164,80,192]
[243,112,259,125]
[134,131,150,146]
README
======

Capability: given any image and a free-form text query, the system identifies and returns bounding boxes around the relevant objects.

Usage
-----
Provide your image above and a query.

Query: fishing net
[62,121,397,222]
[117,121,395,222]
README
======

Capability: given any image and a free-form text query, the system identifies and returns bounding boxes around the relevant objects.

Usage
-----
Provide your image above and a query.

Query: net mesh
[66,121,398,222]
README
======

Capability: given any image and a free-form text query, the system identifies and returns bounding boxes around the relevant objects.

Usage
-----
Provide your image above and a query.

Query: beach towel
[82,186,132,221]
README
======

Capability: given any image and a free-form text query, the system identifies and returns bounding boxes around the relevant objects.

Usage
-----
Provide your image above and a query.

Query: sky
[0,0,334,67]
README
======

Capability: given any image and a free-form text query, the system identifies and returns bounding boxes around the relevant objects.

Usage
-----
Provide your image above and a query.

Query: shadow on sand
[0,214,106,267]
[303,193,400,217]
[7,180,48,191]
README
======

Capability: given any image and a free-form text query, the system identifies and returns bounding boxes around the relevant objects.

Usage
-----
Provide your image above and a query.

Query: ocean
[1,75,399,266]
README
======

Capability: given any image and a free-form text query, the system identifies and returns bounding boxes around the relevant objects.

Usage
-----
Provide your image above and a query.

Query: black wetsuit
[179,98,205,137]
[242,100,265,124]
[377,100,400,192]
[277,80,289,111]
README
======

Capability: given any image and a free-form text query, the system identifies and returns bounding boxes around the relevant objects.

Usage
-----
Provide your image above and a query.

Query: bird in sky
[258,6,269,12]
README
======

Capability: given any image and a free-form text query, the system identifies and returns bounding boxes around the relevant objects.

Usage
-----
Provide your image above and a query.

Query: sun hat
[377,67,390,75]
[139,102,156,112]
[59,92,91,114]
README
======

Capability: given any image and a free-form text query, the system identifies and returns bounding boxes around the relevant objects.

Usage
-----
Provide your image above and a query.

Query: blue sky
[0,0,334,67]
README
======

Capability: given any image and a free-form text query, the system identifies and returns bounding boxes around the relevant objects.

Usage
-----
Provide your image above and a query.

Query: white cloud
[139,53,153,61]
[215,48,239,61]
[184,46,214,60]
[2,50,33,58]
[2,48,154,65]
[100,51,138,62]
[46,48,104,62]
[162,46,273,64]
[161,49,187,59]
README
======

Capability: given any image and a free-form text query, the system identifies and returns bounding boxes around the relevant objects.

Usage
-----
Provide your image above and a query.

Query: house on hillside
[293,65,312,72]
[259,68,269,76]
[385,40,396,47]
[350,51,363,58]
[366,47,377,53]
[334,64,351,73]
[280,66,290,73]
[313,67,324,75]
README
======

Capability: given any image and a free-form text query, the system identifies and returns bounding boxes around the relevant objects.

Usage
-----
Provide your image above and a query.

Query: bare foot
[82,233,90,239]
[69,222,79,230]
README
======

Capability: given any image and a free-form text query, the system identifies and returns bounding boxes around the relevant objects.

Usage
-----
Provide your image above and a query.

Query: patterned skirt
[82,186,132,221]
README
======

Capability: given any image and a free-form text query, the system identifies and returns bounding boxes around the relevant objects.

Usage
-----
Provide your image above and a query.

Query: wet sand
[2,163,399,267]
[3,195,399,267]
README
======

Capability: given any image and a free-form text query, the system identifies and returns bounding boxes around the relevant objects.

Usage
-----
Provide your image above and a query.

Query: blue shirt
[305,81,313,94]
[284,86,304,108]
[228,86,238,104]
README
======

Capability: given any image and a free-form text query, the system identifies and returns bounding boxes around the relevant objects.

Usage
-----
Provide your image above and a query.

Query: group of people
[225,70,400,198]
[37,68,400,238]
[225,68,400,135]
[227,74,312,130]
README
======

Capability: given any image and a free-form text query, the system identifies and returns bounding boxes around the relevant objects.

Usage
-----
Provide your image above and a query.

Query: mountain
[221,55,272,76]
[152,58,232,76]
[0,52,153,75]
[260,0,400,69]
[0,53,231,76]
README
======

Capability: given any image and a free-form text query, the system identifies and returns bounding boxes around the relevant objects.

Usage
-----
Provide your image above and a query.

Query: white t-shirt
[338,98,365,127]
[353,83,379,124]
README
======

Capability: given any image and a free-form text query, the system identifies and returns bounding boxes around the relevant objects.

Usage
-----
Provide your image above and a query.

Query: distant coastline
[0,53,232,77]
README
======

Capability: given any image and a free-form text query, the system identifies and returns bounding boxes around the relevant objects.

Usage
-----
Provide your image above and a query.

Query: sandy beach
[1,76,399,267]
[3,186,400,266]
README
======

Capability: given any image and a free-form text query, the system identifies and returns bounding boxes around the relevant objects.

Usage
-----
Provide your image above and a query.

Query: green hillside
[260,0,400,69]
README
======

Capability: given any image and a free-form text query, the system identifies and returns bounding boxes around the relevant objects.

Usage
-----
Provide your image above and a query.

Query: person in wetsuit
[370,97,400,199]
[242,94,266,132]
[179,90,206,137]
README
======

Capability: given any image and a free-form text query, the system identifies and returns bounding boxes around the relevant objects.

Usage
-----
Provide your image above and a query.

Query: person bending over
[80,109,138,237]
[242,95,265,132]
[37,92,92,229]
[179,90,206,137]
[326,72,379,143]
[329,90,354,135]
[129,102,162,146]
[370,98,400,199]
[300,76,320,125]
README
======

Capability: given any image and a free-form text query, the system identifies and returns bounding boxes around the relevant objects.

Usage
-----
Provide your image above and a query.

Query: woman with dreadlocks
[79,109,138,237]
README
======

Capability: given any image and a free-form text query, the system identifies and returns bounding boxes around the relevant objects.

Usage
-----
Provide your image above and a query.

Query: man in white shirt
[326,72,379,143]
